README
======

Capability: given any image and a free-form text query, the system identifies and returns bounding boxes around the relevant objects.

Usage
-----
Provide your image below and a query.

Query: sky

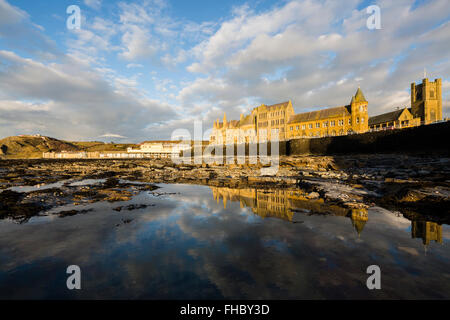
[0,0,449,142]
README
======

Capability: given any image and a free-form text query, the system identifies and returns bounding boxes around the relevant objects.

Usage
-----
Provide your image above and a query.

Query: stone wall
[287,121,450,155]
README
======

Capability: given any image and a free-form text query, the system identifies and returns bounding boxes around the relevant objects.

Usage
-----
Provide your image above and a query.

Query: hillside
[0,135,139,159]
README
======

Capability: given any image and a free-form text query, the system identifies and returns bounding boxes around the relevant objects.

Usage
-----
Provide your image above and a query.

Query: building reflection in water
[211,187,369,237]
[211,187,444,249]
[411,220,443,248]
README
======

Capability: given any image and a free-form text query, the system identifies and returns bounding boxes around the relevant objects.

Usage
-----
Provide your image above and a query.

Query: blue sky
[0,0,449,142]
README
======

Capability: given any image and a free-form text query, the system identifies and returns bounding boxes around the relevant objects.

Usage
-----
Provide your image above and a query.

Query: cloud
[119,24,159,61]
[84,0,102,10]
[178,0,450,122]
[0,0,59,58]
[0,50,176,141]
[0,0,449,142]
[126,63,144,69]
[99,133,128,139]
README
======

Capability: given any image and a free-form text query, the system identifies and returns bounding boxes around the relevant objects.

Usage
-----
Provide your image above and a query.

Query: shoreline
[1,154,449,224]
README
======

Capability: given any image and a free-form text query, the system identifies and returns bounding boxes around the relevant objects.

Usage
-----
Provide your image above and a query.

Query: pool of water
[0,184,449,299]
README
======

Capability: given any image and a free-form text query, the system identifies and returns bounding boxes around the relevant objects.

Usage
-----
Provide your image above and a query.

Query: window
[316,122,320,128]
[302,124,306,130]
[348,119,351,125]
[309,123,313,129]
[290,126,293,131]
[356,117,359,124]
[361,117,365,123]
[296,125,299,130]
[323,121,328,127]
[430,90,435,98]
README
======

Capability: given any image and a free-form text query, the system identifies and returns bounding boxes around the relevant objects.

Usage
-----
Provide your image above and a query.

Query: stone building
[127,140,191,156]
[210,89,369,143]
[287,88,369,138]
[411,78,442,124]
[369,78,442,130]
[368,107,421,131]
[210,101,295,144]
[210,77,444,144]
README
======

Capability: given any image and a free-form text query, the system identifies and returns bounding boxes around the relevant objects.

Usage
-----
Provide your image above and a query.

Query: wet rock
[57,208,93,217]
[113,204,153,211]
[306,192,320,199]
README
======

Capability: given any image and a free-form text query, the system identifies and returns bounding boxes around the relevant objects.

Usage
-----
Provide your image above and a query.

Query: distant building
[287,88,369,138]
[369,78,443,131]
[127,140,191,156]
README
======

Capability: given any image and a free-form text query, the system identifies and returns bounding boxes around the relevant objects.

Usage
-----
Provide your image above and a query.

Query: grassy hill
[0,135,139,159]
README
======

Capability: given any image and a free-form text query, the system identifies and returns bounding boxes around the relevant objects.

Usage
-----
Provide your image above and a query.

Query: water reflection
[0,184,449,299]
[211,186,444,246]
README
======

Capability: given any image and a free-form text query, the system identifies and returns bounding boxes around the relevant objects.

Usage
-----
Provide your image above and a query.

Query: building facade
[210,101,295,144]
[287,88,369,138]
[369,78,443,131]
[411,78,443,124]
[210,89,369,144]
[127,141,191,156]
[210,78,444,144]
[368,107,421,131]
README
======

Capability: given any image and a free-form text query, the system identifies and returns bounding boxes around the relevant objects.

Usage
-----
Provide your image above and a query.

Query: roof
[240,114,254,126]
[368,108,410,126]
[253,101,291,111]
[351,87,367,104]
[287,105,350,124]
[140,140,187,145]
[266,101,291,110]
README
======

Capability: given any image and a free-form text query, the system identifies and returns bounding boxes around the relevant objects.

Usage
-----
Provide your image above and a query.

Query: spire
[352,87,367,103]
[223,112,227,126]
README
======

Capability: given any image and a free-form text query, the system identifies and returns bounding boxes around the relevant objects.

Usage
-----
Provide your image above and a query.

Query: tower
[350,87,369,133]
[411,78,442,124]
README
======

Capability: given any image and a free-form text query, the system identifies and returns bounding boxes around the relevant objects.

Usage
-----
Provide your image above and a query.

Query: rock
[307,192,320,199]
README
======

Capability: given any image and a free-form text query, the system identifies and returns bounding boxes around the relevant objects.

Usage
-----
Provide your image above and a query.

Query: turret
[350,87,368,133]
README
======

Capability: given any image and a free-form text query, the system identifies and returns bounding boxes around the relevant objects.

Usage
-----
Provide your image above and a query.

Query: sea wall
[287,121,450,155]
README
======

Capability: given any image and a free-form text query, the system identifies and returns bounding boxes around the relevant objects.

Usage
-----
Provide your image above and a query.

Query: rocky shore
[0,155,449,223]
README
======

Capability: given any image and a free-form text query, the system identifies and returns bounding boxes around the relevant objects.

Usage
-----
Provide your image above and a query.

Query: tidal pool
[0,184,449,299]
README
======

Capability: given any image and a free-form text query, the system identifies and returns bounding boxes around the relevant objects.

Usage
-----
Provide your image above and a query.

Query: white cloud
[99,133,127,139]
[126,63,144,69]
[84,0,102,10]
[179,0,450,121]
[119,24,158,61]
[0,50,176,141]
